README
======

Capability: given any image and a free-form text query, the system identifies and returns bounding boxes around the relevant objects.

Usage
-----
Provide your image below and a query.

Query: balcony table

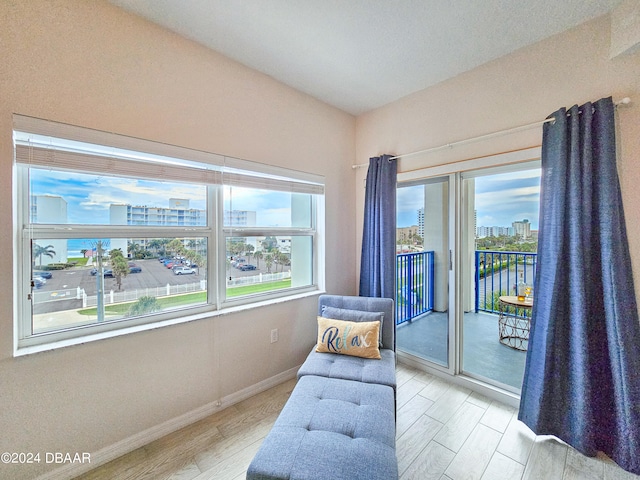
[498,295,533,351]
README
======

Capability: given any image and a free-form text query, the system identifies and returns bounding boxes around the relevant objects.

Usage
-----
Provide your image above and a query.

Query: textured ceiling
[109,0,621,115]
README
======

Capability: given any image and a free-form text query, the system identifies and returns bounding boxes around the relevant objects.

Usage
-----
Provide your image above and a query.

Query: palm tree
[264,253,274,273]
[127,296,161,317]
[245,244,255,263]
[254,251,263,269]
[148,239,165,257]
[128,241,145,259]
[167,238,186,258]
[109,248,129,291]
[275,252,290,272]
[33,243,56,267]
[278,252,290,271]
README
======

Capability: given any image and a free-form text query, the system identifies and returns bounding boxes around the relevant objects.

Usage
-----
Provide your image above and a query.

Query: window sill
[14,289,325,357]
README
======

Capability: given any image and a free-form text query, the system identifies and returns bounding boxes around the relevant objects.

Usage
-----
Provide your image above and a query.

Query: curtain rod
[352,97,632,169]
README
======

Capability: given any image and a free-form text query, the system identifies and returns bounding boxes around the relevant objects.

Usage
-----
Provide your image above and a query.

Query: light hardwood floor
[75,364,640,480]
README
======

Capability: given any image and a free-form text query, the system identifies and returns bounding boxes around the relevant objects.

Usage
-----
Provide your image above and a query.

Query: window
[13,115,324,353]
[223,185,316,301]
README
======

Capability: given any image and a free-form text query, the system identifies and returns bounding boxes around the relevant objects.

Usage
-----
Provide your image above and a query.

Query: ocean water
[65,239,110,258]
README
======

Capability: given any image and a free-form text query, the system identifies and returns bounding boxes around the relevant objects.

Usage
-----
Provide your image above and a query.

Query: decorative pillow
[316,317,381,359]
[321,306,384,347]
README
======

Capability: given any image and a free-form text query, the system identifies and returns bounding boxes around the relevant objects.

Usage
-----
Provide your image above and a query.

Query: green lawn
[78,279,292,316]
[226,279,291,297]
[68,257,89,266]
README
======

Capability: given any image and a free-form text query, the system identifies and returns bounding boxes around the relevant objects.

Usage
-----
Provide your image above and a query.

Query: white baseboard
[36,366,299,480]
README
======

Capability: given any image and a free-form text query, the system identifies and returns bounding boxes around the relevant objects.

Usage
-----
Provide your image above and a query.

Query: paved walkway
[33,308,97,334]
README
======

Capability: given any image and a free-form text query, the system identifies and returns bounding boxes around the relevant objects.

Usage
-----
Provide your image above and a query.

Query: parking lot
[32,257,269,314]
[35,259,202,296]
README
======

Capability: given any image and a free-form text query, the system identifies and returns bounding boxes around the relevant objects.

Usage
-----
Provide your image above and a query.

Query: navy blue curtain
[519,97,640,475]
[359,155,397,300]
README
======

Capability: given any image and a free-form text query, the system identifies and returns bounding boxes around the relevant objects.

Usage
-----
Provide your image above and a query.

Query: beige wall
[0,1,355,478]
[2,2,640,478]
[355,14,640,299]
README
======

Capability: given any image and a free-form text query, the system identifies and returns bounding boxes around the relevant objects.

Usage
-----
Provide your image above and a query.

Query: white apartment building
[512,219,532,239]
[30,195,68,265]
[476,226,514,238]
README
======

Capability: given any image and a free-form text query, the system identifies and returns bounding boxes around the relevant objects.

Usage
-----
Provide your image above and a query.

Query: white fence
[83,281,206,307]
[227,271,291,287]
[52,271,291,308]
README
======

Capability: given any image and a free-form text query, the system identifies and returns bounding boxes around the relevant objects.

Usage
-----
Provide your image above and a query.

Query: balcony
[396,250,536,390]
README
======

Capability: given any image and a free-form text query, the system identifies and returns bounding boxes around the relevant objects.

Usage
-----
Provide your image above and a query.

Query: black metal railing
[396,251,434,325]
[475,250,537,314]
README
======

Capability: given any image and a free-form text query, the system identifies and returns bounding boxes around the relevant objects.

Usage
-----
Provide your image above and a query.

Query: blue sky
[31,169,206,224]
[30,169,294,226]
[34,167,538,232]
[397,169,541,230]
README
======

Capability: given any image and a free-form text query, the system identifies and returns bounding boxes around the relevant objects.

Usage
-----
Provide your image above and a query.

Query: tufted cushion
[297,347,396,391]
[246,375,398,480]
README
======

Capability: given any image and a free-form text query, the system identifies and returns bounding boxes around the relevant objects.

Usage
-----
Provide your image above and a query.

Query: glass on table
[524,285,533,304]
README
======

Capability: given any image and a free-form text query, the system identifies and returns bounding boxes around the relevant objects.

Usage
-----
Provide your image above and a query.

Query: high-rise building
[417,208,424,238]
[476,226,514,238]
[110,201,261,256]
[109,199,208,254]
[109,199,205,227]
[512,219,531,239]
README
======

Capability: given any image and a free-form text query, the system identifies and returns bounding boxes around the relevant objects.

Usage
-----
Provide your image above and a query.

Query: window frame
[13,115,325,355]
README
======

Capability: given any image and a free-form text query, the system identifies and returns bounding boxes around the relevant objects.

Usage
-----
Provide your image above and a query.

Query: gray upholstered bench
[297,348,396,391]
[247,295,398,480]
[246,375,397,480]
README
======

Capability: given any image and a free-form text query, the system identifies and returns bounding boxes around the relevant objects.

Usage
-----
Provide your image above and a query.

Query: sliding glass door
[396,158,540,393]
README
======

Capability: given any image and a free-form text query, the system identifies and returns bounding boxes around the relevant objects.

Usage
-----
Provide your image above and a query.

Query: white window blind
[14,115,324,195]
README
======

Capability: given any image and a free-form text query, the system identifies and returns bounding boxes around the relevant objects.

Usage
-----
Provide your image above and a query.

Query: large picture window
[13,116,324,353]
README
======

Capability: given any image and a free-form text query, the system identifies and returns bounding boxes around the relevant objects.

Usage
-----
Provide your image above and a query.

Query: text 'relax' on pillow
[316,317,381,360]
[321,305,384,347]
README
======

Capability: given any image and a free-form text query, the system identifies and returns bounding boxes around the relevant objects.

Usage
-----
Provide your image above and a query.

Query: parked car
[32,277,46,288]
[238,264,256,271]
[34,270,52,279]
[90,268,113,277]
[128,262,142,273]
[173,266,195,275]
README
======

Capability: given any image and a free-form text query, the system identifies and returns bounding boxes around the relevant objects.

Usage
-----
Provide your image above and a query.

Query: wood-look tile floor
[75,364,640,480]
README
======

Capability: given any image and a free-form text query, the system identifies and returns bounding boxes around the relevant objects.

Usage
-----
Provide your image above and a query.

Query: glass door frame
[396,173,457,376]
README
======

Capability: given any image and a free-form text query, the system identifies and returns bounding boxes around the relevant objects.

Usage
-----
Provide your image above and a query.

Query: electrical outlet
[270,328,279,343]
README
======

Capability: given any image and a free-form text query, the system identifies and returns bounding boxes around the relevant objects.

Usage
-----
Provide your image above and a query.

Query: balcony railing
[395,249,537,323]
[475,250,537,314]
[396,251,434,325]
